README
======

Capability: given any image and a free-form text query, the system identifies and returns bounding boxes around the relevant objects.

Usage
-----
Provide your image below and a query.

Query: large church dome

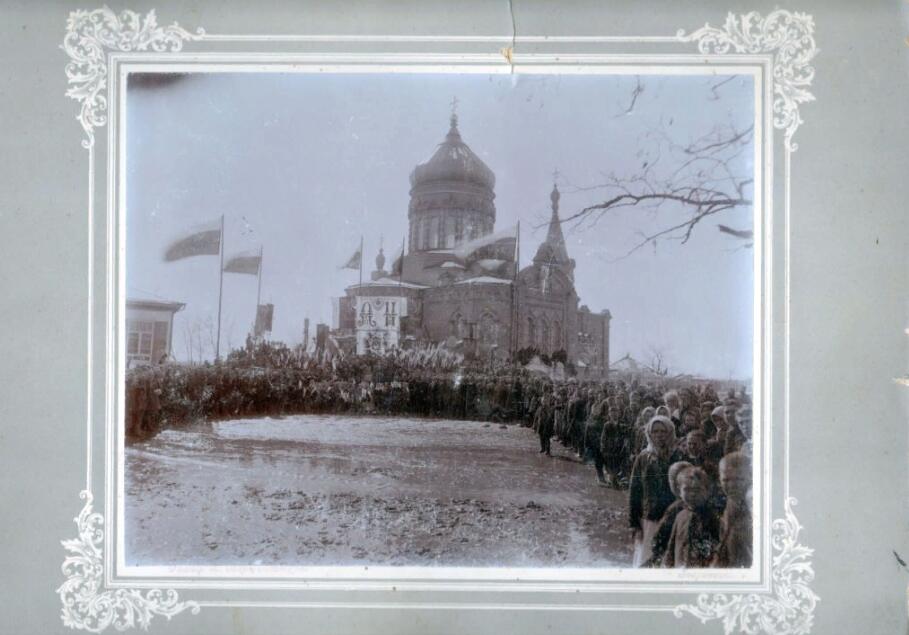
[407,113,497,254]
[410,115,495,190]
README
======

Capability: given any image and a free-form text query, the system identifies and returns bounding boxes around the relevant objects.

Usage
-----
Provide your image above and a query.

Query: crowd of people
[522,377,753,569]
[126,344,753,569]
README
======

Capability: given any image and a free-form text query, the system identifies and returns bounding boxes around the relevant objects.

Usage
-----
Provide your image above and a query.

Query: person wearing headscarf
[629,415,685,567]
[632,406,656,457]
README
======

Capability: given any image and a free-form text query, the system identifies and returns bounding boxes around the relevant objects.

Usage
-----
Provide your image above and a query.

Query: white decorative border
[678,10,817,151]
[58,492,200,632]
[674,499,818,635]
[60,7,818,633]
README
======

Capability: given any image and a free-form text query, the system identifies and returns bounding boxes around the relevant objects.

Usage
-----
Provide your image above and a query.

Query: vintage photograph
[123,70,756,570]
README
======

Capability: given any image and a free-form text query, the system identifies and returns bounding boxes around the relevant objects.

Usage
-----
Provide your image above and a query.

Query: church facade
[333,113,611,376]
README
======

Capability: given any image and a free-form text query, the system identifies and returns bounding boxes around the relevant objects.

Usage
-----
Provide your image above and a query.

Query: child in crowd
[644,461,693,567]
[712,451,753,568]
[664,466,720,568]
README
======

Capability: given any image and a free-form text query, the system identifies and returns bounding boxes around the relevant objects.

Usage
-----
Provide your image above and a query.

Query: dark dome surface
[410,115,495,190]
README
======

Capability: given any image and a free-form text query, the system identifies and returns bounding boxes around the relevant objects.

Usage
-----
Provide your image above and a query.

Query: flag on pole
[223,249,262,275]
[340,245,362,270]
[254,303,274,336]
[390,239,405,278]
[163,218,222,261]
[453,224,518,263]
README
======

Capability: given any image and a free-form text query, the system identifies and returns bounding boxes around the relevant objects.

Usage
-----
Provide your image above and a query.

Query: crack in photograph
[122,69,756,571]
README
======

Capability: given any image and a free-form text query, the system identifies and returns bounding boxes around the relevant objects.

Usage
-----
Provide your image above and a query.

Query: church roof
[533,183,570,266]
[349,277,427,289]
[410,114,495,190]
[454,276,512,285]
[126,289,185,312]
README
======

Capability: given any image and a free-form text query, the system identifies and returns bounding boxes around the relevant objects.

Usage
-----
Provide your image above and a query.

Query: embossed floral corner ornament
[678,10,817,152]
[59,6,817,633]
[62,6,203,148]
[58,492,199,632]
[673,499,819,635]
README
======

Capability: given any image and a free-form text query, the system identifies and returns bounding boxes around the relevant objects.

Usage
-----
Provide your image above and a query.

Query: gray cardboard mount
[1,1,907,633]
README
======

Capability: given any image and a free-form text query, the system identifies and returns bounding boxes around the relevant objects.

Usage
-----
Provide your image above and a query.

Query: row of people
[125,355,754,568]
[521,379,753,568]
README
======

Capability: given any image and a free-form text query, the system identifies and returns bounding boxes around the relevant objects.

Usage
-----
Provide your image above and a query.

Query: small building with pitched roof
[126,292,185,367]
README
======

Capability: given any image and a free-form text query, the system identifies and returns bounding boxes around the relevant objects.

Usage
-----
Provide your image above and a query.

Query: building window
[450,312,466,339]
[127,320,154,364]
[526,317,535,348]
[429,216,439,249]
[438,215,448,248]
[553,321,562,351]
[479,312,499,349]
[421,218,431,250]
[454,216,464,244]
[469,220,479,240]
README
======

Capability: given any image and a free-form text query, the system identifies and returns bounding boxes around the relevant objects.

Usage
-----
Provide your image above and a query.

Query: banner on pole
[254,303,274,336]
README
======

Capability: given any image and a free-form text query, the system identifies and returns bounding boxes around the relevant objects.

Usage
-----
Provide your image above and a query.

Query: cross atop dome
[449,96,459,128]
[550,168,561,213]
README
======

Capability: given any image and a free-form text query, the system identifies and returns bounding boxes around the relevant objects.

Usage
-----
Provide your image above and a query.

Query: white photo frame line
[106,55,769,593]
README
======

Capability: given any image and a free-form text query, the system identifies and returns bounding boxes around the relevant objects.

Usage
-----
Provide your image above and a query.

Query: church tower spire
[534,177,570,269]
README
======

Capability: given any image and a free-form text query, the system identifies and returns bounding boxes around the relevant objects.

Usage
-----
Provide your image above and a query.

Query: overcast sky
[126,70,755,379]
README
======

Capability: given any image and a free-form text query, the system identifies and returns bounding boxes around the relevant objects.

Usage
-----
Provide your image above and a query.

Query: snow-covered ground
[125,415,633,567]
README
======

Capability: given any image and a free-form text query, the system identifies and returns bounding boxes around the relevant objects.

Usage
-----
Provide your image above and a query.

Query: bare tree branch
[717,224,754,240]
[709,76,736,101]
[554,105,755,258]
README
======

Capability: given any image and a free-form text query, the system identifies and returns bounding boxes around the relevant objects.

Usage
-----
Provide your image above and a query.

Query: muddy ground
[125,415,633,567]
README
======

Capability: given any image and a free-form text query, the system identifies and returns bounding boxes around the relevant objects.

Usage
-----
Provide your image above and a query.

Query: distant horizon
[126,70,755,380]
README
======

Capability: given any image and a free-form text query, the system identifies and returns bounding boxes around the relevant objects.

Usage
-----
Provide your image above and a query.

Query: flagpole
[254,244,264,338]
[511,221,520,358]
[398,235,405,288]
[358,235,364,287]
[256,244,263,310]
[215,214,225,361]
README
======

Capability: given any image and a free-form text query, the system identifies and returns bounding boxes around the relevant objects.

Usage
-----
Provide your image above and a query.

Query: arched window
[429,217,439,249]
[479,312,499,349]
[553,321,562,352]
[526,316,536,349]
[438,215,448,248]
[468,216,479,240]
[540,319,551,354]
[454,216,464,244]
[449,312,466,339]
[421,218,431,250]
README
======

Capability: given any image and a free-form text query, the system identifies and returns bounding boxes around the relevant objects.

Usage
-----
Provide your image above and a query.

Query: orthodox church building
[333,112,611,375]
